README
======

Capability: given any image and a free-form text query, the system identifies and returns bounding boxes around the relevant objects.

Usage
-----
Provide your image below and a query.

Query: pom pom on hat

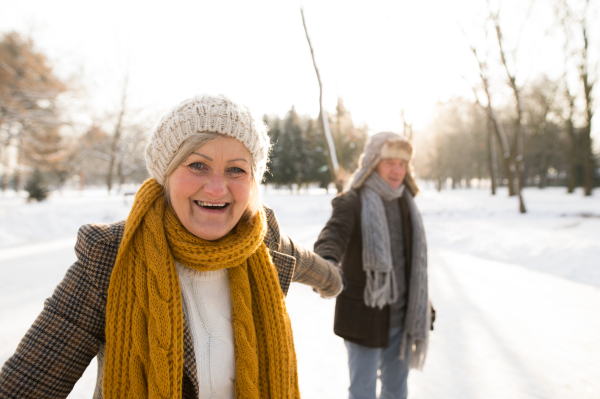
[145,94,271,185]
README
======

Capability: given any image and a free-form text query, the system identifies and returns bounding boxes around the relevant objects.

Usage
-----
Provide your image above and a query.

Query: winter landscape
[1,184,599,399]
[2,0,600,397]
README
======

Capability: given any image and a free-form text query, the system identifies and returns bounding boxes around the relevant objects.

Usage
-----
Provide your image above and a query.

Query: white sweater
[176,263,236,399]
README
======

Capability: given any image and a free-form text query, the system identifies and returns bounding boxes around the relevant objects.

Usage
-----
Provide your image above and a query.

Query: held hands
[312,260,346,298]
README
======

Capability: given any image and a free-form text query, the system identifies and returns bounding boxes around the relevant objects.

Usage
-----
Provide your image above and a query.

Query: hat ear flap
[404,168,420,196]
[350,155,381,190]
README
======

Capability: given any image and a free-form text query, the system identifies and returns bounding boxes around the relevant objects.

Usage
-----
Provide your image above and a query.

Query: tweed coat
[0,205,341,399]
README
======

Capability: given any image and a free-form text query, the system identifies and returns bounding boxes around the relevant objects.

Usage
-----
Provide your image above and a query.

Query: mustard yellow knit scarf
[103,179,300,399]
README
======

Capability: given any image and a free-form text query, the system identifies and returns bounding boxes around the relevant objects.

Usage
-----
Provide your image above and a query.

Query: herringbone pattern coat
[0,206,341,398]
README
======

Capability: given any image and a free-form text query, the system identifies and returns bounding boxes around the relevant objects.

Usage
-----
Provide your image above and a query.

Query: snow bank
[1,185,599,287]
[417,186,600,287]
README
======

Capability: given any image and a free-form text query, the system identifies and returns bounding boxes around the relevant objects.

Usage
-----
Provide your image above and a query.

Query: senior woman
[0,94,343,399]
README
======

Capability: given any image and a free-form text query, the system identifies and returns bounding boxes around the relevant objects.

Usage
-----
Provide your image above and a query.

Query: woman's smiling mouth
[194,201,230,212]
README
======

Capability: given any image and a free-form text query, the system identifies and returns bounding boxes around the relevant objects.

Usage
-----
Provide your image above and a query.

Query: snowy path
[288,248,600,399]
[2,236,599,398]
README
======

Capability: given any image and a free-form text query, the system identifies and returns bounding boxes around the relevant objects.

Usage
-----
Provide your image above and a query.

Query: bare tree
[0,32,67,192]
[105,74,128,193]
[420,97,488,190]
[84,111,149,193]
[461,2,533,212]
[561,78,580,192]
[555,0,596,196]
[522,77,563,188]
[114,121,149,190]
[461,37,510,196]
[76,124,111,187]
[300,8,343,192]
[489,5,527,212]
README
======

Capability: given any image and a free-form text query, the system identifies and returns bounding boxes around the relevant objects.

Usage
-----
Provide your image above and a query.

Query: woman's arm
[280,233,343,298]
[286,191,360,297]
[0,224,118,398]
[262,206,343,298]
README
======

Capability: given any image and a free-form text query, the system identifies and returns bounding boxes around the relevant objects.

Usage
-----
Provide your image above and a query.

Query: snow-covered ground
[1,185,599,398]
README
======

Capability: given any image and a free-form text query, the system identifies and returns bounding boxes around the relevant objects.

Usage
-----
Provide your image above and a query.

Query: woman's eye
[228,167,247,175]
[188,162,207,171]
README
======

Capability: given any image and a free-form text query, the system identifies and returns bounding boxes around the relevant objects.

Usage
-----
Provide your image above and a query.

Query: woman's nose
[203,172,228,198]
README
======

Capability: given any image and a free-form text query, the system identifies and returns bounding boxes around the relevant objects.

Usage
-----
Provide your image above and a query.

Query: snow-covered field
[1,185,599,398]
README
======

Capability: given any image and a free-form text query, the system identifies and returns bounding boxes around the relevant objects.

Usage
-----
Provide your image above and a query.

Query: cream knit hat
[145,94,271,185]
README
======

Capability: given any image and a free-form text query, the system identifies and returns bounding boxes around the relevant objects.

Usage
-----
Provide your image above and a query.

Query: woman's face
[167,137,253,241]
[375,158,407,189]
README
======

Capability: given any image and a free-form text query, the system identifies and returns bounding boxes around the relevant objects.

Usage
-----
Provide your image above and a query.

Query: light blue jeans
[344,327,409,399]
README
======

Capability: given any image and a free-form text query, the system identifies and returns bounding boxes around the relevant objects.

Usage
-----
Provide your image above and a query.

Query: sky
[0,0,598,138]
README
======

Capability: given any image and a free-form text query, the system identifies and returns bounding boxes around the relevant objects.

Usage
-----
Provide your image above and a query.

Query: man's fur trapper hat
[348,131,419,196]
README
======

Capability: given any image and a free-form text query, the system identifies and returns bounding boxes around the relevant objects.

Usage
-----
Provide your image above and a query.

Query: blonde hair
[163,133,261,221]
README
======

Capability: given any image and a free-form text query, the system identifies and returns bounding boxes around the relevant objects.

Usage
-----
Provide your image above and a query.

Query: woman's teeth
[196,201,228,209]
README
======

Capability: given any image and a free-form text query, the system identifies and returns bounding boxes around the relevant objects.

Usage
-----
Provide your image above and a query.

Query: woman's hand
[312,260,346,298]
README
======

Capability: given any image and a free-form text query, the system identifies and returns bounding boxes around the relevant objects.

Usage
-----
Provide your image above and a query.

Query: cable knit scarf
[360,173,430,369]
[361,173,405,309]
[103,178,300,398]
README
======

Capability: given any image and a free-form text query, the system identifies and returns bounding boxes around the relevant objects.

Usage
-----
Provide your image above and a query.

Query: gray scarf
[360,172,430,369]
[361,173,405,309]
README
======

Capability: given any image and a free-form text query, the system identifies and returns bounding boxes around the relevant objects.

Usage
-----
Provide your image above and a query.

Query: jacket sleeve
[281,233,344,298]
[0,224,115,399]
[263,206,343,298]
[313,190,358,263]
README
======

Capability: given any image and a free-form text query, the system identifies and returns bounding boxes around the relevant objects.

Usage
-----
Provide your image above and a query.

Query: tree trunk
[566,110,577,193]
[0,173,8,192]
[501,159,515,195]
[300,8,340,192]
[558,0,594,195]
[0,137,9,192]
[116,157,124,194]
[539,167,548,189]
[106,123,124,194]
[491,6,526,212]
[582,126,593,196]
[487,118,498,195]
[516,162,526,213]
[538,134,549,189]
[107,75,128,194]
[319,111,343,193]
[13,144,25,193]
[488,108,514,195]
[580,12,594,196]
[79,171,86,192]
[0,160,9,192]
[565,88,579,194]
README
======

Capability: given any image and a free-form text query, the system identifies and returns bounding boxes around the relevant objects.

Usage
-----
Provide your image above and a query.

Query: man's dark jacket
[315,188,430,348]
